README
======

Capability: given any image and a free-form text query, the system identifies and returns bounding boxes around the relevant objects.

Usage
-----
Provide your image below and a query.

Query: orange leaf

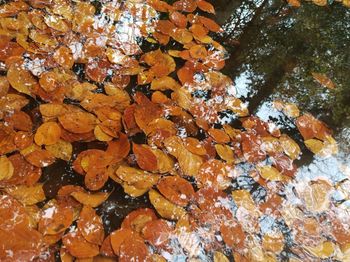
[121,208,158,233]
[197,0,215,14]
[157,176,195,206]
[287,0,301,7]
[312,72,335,89]
[141,219,173,247]
[62,230,99,258]
[77,206,105,245]
[133,143,158,172]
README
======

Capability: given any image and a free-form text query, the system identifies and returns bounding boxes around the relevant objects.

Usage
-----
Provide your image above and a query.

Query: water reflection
[221,0,350,149]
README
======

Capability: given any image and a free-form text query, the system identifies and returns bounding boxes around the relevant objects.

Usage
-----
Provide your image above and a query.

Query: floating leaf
[287,0,301,7]
[197,159,232,190]
[45,139,72,161]
[149,189,186,220]
[34,122,61,146]
[4,183,46,205]
[213,251,230,262]
[298,179,332,212]
[7,62,37,96]
[157,176,195,206]
[197,0,215,13]
[121,208,158,233]
[133,143,158,172]
[38,201,74,235]
[77,206,104,245]
[0,156,14,180]
[141,219,173,247]
[257,165,284,181]
[71,191,110,207]
[312,72,335,89]
[304,241,335,258]
[58,111,97,134]
[62,230,100,258]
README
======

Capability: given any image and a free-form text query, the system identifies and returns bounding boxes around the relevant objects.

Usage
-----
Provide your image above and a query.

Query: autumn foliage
[0,0,346,261]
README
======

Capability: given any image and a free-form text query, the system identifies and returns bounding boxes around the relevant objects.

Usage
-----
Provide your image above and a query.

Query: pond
[0,0,350,261]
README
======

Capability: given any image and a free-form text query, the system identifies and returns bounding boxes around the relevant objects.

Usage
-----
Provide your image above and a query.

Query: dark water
[217,0,350,153]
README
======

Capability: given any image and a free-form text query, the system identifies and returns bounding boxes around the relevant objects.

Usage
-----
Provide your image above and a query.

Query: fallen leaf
[312,72,335,89]
[149,189,186,220]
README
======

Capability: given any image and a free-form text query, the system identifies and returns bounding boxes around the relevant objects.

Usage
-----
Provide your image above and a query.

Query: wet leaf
[0,195,45,261]
[62,230,100,258]
[141,219,173,247]
[7,62,37,96]
[38,201,74,235]
[298,179,332,212]
[287,0,301,7]
[312,72,335,89]
[262,232,285,254]
[77,206,104,245]
[121,208,158,233]
[45,139,72,161]
[71,191,110,208]
[304,241,335,258]
[4,183,46,205]
[197,159,232,190]
[34,122,61,146]
[257,165,284,181]
[119,235,149,262]
[197,0,215,13]
[115,165,160,194]
[25,149,56,168]
[157,176,195,206]
[133,143,158,172]
[149,189,186,220]
[110,228,135,256]
[213,251,230,262]
[59,111,97,134]
[0,155,14,180]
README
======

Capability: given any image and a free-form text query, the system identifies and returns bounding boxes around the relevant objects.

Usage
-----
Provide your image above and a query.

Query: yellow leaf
[305,241,335,258]
[0,156,14,180]
[115,165,160,189]
[305,136,338,157]
[149,189,186,220]
[305,138,324,154]
[7,63,37,96]
[46,139,73,161]
[215,144,235,164]
[231,190,255,210]
[299,179,332,212]
[94,125,113,142]
[213,251,230,262]
[279,134,301,160]
[262,232,285,254]
[4,184,46,205]
[257,166,284,181]
[284,102,300,118]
